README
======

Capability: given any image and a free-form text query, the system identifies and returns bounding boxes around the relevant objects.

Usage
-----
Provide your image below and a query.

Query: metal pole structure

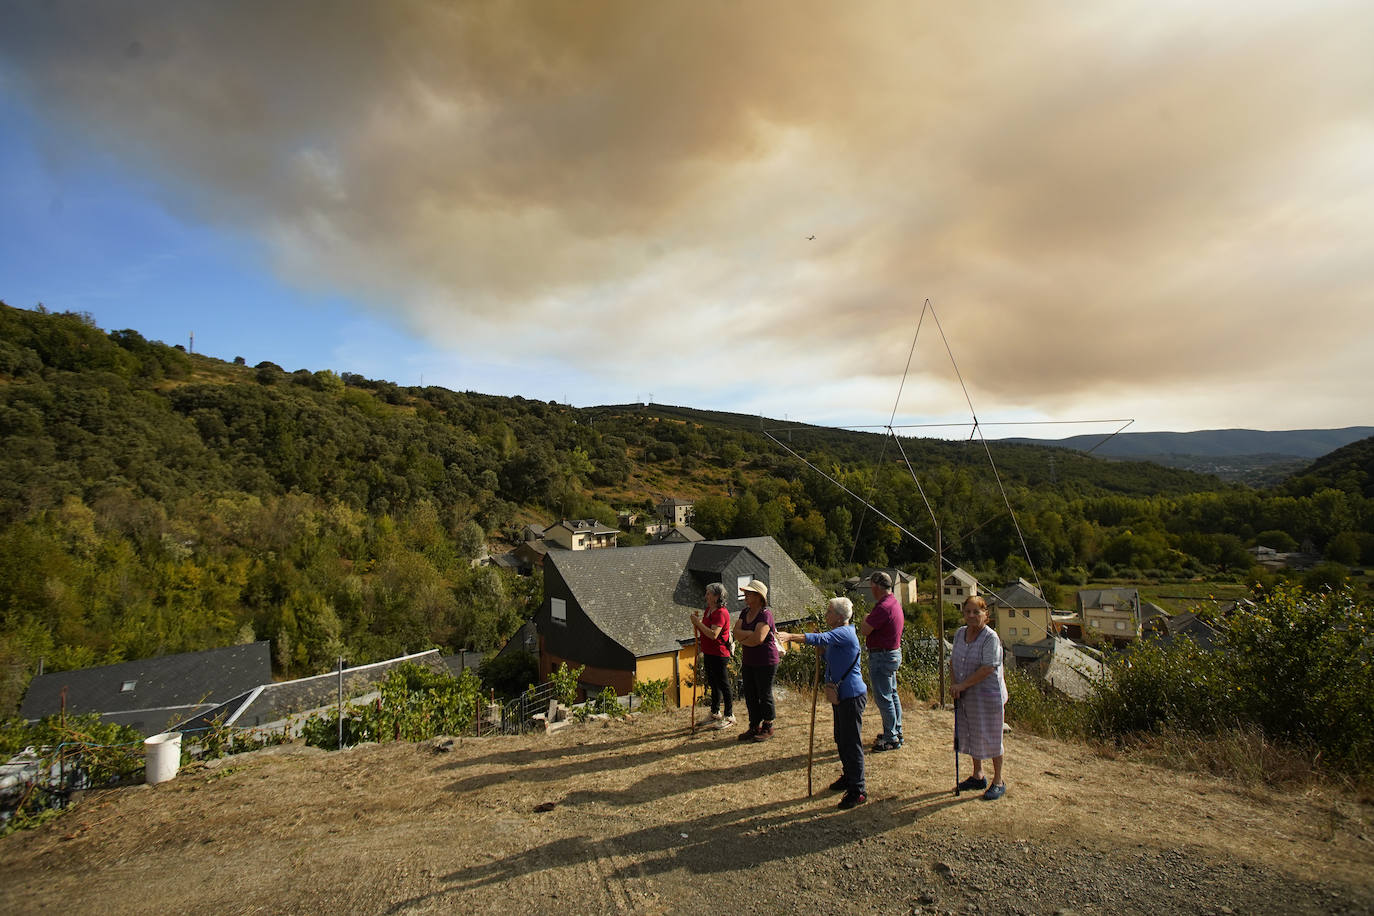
[807,645,821,797]
[937,528,946,707]
[337,657,344,749]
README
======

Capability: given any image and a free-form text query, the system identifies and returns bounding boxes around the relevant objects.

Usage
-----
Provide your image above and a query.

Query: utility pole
[937,528,946,707]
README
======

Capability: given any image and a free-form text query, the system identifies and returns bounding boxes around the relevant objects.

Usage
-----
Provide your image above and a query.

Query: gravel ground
[1,692,1370,915]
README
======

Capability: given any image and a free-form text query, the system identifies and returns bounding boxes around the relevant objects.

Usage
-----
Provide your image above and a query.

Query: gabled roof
[657,524,705,543]
[549,518,618,536]
[943,568,978,587]
[991,579,1050,610]
[685,542,749,572]
[547,536,824,658]
[658,497,694,507]
[842,568,913,593]
[1078,587,1140,610]
[20,642,273,726]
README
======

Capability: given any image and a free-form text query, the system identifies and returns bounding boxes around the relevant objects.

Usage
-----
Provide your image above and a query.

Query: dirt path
[2,692,1371,915]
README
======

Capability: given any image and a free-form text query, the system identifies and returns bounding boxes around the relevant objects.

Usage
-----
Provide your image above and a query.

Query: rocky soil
[1,691,1371,915]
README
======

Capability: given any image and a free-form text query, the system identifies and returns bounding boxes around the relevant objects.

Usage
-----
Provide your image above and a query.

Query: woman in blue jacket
[778,597,868,810]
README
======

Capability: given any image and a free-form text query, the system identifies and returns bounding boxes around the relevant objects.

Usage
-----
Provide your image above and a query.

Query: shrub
[1004,669,1089,742]
[301,663,483,750]
[592,686,628,718]
[0,714,145,834]
[1076,584,1374,775]
[546,662,584,706]
[631,678,670,712]
[480,651,537,699]
[1221,584,1373,769]
[1087,636,1234,739]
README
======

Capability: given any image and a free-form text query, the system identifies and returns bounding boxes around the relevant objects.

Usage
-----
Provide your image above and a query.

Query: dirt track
[2,691,1371,915]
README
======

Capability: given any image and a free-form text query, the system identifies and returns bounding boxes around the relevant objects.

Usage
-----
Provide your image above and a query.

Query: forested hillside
[1,303,1371,713]
[1287,435,1374,499]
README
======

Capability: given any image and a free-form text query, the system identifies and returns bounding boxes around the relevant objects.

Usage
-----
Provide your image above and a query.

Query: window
[551,598,566,623]
[1023,628,1032,636]
[1115,620,1126,630]
[737,575,754,599]
[120,680,137,693]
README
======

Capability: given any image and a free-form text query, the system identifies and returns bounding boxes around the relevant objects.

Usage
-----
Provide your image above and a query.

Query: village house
[656,497,695,527]
[653,523,706,544]
[988,578,1053,648]
[941,567,979,605]
[535,536,824,705]
[843,567,917,610]
[543,518,619,550]
[1077,587,1143,644]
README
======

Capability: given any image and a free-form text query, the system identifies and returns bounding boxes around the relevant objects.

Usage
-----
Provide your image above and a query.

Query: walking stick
[953,695,961,796]
[690,642,699,735]
[807,645,821,797]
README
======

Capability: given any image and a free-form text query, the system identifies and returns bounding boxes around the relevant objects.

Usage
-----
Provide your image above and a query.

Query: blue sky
[2,2,1371,436]
[0,95,443,383]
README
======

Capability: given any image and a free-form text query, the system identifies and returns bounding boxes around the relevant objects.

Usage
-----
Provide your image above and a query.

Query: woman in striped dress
[950,596,1008,800]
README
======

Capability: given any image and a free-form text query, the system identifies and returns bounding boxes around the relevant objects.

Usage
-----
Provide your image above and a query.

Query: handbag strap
[829,638,860,685]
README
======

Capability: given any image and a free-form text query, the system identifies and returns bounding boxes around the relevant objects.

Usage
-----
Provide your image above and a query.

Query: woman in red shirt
[690,582,735,728]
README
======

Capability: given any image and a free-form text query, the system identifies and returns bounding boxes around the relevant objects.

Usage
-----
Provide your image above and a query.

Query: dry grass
[1117,724,1330,790]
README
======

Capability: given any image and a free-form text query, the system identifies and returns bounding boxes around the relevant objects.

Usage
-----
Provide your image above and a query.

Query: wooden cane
[953,695,961,796]
[807,644,821,797]
[690,641,699,735]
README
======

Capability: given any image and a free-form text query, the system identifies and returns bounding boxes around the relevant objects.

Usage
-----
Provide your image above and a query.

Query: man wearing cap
[862,571,904,751]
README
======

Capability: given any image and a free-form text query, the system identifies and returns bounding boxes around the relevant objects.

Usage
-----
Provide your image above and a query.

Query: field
[1,692,1370,915]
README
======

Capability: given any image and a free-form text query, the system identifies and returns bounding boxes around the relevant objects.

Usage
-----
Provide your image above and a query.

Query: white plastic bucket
[144,732,182,785]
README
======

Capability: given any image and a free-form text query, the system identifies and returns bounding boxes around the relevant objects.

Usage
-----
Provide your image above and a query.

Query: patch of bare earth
[2,691,1371,915]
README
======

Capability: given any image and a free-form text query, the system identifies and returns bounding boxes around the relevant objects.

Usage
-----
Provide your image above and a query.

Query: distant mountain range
[1002,427,1374,485]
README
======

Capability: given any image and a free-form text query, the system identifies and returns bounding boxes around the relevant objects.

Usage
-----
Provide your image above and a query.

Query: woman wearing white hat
[736,579,780,742]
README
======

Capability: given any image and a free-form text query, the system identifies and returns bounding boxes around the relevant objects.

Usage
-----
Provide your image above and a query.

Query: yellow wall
[995,606,1053,646]
[1086,609,1138,640]
[635,652,680,707]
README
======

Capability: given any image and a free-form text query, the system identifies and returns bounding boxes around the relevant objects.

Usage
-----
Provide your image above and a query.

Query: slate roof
[685,542,749,573]
[546,536,825,658]
[443,651,485,677]
[1077,588,1140,611]
[842,567,912,593]
[656,524,705,543]
[20,643,273,735]
[549,518,619,536]
[943,568,978,587]
[178,650,449,732]
[1042,638,1106,699]
[990,580,1051,610]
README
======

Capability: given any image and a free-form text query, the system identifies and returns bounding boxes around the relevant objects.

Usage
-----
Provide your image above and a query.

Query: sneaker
[751,723,774,742]
[709,711,724,722]
[737,726,758,742]
[982,783,1006,801]
[871,737,899,752]
[827,776,849,792]
[838,791,867,810]
[715,715,736,730]
[957,775,989,792]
